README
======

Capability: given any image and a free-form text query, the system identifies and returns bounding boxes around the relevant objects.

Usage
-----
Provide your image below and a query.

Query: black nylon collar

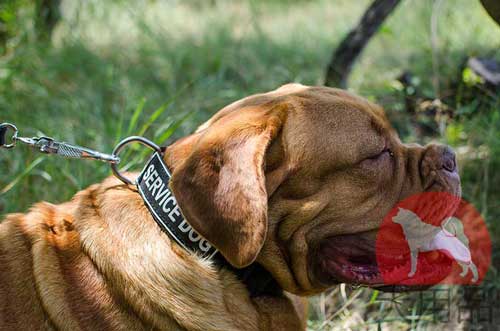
[136,151,219,259]
[136,151,280,297]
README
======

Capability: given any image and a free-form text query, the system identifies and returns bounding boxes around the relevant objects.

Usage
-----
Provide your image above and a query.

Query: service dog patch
[137,152,218,259]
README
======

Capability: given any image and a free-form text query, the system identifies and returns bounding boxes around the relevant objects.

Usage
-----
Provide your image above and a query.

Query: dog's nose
[419,143,460,195]
[442,147,456,173]
[421,144,457,174]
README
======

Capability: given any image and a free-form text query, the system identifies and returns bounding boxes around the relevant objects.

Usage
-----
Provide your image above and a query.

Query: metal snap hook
[110,136,161,186]
[0,123,19,149]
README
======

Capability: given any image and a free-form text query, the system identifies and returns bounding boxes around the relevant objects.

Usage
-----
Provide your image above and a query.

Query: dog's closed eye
[360,147,394,168]
[366,148,392,160]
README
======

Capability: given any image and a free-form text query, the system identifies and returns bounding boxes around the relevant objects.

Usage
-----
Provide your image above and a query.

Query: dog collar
[136,150,280,297]
[136,151,219,259]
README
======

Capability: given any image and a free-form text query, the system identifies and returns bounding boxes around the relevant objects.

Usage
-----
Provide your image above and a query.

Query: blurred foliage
[34,0,62,41]
[0,0,499,330]
[0,0,30,53]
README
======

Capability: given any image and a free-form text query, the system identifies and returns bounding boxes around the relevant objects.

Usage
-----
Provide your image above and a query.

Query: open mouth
[315,234,383,286]
[311,193,486,291]
[314,233,454,290]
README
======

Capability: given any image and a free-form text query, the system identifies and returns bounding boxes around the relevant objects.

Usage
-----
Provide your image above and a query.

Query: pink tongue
[427,231,471,263]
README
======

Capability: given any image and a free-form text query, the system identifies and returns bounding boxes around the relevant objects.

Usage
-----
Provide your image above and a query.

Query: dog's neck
[142,139,282,298]
[80,180,265,330]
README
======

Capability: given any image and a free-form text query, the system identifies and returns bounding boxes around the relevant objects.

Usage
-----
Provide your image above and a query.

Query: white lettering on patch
[145,169,158,188]
[178,220,192,233]
[168,205,181,222]
[199,240,211,252]
[143,164,155,181]
[150,177,162,196]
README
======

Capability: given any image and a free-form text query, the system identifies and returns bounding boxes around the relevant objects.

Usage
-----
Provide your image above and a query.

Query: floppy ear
[170,105,286,267]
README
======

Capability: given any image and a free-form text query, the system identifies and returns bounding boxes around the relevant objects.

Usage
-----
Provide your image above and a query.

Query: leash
[0,121,219,258]
[0,122,278,296]
[1,122,153,184]
[0,122,121,164]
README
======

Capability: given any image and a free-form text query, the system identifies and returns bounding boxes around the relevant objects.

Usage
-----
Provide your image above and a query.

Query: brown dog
[0,84,460,331]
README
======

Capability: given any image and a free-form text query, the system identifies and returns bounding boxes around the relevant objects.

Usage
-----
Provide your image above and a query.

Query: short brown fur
[0,84,459,330]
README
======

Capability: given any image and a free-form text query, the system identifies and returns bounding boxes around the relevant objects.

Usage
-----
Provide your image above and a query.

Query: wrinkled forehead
[282,88,392,168]
[198,85,394,169]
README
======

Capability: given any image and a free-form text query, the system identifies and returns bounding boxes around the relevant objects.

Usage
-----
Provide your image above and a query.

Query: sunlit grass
[1,1,499,330]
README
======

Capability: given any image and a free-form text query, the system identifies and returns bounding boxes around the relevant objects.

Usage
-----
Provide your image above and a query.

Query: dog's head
[166,84,461,295]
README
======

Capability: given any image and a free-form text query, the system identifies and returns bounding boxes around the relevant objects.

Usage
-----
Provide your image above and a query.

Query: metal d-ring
[111,136,162,186]
[0,123,19,149]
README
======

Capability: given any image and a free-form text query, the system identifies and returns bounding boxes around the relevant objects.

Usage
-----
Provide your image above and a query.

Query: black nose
[442,147,456,173]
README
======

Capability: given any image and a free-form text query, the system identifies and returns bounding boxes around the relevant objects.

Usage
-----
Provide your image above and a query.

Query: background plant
[1,1,499,330]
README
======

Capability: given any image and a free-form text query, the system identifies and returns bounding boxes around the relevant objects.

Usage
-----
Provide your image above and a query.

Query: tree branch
[324,0,402,88]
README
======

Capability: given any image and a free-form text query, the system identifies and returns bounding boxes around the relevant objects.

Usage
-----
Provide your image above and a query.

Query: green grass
[1,0,499,330]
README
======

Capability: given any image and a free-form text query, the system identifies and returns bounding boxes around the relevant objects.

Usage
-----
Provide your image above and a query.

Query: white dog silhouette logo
[392,208,478,282]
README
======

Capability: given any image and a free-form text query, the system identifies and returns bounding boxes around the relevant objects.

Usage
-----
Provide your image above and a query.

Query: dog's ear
[170,104,287,267]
